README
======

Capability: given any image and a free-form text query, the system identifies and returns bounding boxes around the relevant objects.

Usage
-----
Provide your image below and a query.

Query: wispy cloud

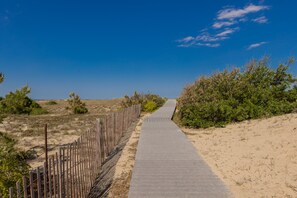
[217,4,270,20]
[177,30,232,48]
[212,21,236,29]
[177,3,270,48]
[216,27,239,37]
[197,43,220,48]
[177,36,195,43]
[196,32,227,42]
[252,16,268,24]
[247,41,268,50]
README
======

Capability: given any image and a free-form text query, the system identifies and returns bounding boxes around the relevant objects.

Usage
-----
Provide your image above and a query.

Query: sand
[0,99,123,168]
[107,113,150,198]
[182,113,297,197]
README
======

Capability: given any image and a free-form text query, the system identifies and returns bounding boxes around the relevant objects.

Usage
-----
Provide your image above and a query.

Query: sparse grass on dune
[0,99,124,168]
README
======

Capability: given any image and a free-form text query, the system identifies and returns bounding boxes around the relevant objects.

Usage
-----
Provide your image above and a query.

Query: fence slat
[66,145,69,198]
[48,157,53,198]
[61,147,66,197]
[58,148,63,198]
[9,187,13,198]
[36,168,41,198]
[22,176,28,198]
[73,141,77,198]
[78,137,83,197]
[44,161,48,198]
[69,144,73,198]
[29,171,34,198]
[52,155,57,198]
[16,181,21,198]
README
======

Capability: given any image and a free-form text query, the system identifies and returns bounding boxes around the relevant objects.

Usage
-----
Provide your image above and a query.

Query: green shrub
[143,100,157,112]
[121,91,166,112]
[178,57,297,128]
[45,100,58,105]
[0,73,4,84]
[0,86,47,115]
[0,132,29,197]
[66,92,88,114]
[0,115,6,124]
[30,108,48,115]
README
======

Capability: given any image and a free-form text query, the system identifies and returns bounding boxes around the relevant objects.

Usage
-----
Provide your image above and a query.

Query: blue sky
[0,0,296,99]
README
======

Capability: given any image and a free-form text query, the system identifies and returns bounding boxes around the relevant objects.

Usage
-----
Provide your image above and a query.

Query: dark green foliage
[178,58,297,128]
[0,86,47,115]
[0,73,4,84]
[0,115,6,124]
[0,132,29,197]
[66,92,88,114]
[121,91,166,112]
[45,100,58,105]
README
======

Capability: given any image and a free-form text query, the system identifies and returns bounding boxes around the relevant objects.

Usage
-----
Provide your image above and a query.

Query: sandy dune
[183,113,297,197]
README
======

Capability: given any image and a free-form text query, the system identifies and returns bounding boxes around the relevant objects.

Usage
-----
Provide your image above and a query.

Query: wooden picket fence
[7,104,141,198]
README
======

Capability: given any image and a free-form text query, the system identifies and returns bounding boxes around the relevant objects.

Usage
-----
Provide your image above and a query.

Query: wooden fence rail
[7,105,141,198]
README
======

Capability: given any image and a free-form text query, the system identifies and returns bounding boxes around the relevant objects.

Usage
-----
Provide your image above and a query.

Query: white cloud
[217,4,269,20]
[196,43,220,48]
[239,17,249,22]
[195,33,227,42]
[247,41,268,50]
[212,21,236,29]
[177,31,229,48]
[252,16,268,24]
[176,3,270,48]
[177,43,194,48]
[216,28,239,37]
[177,36,195,43]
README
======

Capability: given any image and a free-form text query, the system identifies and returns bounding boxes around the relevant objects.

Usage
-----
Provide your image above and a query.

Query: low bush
[0,132,29,197]
[0,115,6,124]
[178,57,297,128]
[66,92,88,114]
[30,108,48,115]
[0,86,47,115]
[45,100,58,105]
[121,91,166,112]
[143,100,158,112]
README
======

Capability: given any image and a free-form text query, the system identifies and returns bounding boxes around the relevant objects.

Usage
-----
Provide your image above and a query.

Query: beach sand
[183,113,297,197]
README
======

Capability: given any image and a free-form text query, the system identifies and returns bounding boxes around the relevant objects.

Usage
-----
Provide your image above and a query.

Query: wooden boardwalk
[128,99,231,198]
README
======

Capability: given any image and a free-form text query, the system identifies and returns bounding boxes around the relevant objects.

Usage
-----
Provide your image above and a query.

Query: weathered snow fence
[7,104,141,198]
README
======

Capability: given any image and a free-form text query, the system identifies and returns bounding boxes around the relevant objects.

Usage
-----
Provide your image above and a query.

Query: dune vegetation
[121,91,166,112]
[177,57,297,128]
